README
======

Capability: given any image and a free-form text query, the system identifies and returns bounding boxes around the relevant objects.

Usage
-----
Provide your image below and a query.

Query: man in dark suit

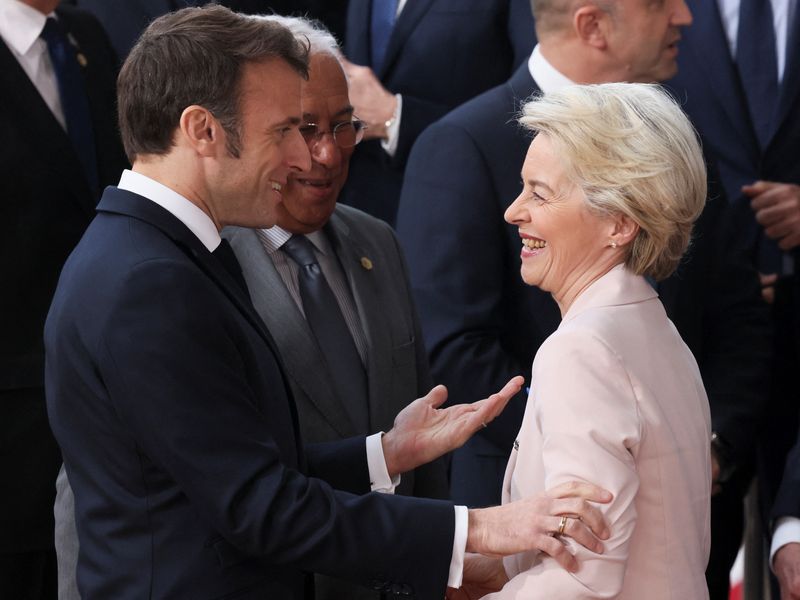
[665,1,800,596]
[45,7,612,598]
[339,0,536,225]
[397,0,771,595]
[0,0,127,596]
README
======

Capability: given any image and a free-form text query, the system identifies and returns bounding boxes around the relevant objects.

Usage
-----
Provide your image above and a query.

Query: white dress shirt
[0,0,64,128]
[116,170,469,584]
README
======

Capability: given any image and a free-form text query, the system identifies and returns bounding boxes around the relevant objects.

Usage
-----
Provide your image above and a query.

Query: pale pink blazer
[484,265,711,600]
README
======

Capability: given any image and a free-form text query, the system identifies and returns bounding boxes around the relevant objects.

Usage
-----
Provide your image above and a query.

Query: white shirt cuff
[447,505,468,588]
[771,516,800,570]
[366,432,400,493]
[380,94,402,157]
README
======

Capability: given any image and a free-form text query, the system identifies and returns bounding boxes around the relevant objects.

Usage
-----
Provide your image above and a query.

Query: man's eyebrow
[274,116,302,128]
[302,105,355,122]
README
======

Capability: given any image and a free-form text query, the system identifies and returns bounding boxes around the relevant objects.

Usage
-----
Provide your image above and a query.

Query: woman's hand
[446,553,509,600]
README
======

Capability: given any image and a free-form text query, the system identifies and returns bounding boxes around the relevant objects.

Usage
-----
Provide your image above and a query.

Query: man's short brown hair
[118,4,309,161]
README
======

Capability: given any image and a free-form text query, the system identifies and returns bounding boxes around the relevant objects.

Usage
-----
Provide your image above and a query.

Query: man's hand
[466,481,613,571]
[341,58,397,141]
[381,376,524,477]
[775,542,800,599]
[446,554,509,600]
[745,181,800,250]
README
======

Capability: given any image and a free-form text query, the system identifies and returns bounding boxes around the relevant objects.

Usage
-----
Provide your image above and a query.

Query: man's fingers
[421,384,449,408]
[536,535,578,571]
[553,497,610,540]
[743,179,776,198]
[561,514,606,554]
[545,480,614,504]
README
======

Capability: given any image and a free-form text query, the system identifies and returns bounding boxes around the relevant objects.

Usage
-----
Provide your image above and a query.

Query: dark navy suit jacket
[341,0,536,225]
[667,0,800,522]
[398,63,771,508]
[45,187,454,599]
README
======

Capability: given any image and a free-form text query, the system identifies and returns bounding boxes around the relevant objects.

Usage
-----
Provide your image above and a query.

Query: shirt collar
[258,225,330,256]
[527,44,576,94]
[0,0,51,57]
[117,169,222,252]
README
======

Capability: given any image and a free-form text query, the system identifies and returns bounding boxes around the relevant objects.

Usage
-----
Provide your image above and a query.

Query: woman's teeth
[523,238,547,249]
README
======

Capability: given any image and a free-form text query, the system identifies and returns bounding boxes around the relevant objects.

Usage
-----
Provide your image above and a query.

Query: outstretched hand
[381,376,524,477]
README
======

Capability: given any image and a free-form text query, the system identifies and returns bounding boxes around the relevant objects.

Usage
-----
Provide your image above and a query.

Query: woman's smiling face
[504,134,617,308]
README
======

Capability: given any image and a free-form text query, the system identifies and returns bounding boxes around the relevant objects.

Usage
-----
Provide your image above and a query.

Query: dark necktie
[213,239,250,297]
[736,0,779,149]
[282,235,369,431]
[370,0,398,73]
[40,17,98,195]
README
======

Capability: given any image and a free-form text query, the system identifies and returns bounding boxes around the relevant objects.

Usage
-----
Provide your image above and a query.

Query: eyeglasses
[298,119,367,149]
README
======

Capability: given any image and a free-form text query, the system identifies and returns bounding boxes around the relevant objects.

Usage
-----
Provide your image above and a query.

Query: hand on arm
[381,376,524,477]
[465,482,612,570]
[745,180,800,250]
[341,58,397,141]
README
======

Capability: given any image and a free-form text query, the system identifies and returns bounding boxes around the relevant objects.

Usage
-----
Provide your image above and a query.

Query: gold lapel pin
[76,53,88,67]
[360,256,373,270]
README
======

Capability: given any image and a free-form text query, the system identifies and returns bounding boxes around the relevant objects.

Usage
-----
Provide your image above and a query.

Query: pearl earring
[610,241,618,248]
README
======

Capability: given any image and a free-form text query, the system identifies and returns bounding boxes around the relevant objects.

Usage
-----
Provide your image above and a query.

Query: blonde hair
[519,83,706,280]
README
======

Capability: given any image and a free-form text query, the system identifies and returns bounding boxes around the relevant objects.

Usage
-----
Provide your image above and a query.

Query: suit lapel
[683,0,759,153]
[326,212,395,432]
[378,0,436,78]
[226,227,359,437]
[0,38,94,217]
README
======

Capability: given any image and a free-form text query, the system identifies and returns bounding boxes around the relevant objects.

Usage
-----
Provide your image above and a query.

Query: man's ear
[574,4,610,50]
[609,213,640,247]
[178,105,223,157]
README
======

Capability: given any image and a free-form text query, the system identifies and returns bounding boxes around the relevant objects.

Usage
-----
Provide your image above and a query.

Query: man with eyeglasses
[222,16,449,599]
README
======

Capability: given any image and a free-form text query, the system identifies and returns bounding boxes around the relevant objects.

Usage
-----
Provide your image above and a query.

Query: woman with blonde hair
[455,83,711,599]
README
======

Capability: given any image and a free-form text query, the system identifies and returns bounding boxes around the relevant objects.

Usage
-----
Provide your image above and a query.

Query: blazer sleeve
[98,258,455,597]
[501,329,641,597]
[397,120,529,454]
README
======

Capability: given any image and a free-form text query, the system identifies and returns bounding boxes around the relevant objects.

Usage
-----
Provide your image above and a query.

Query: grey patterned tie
[282,235,369,431]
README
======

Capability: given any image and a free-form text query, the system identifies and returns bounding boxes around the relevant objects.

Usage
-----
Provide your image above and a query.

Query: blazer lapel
[226,227,359,437]
[326,213,395,432]
[378,0,436,78]
[683,0,759,154]
[0,39,94,217]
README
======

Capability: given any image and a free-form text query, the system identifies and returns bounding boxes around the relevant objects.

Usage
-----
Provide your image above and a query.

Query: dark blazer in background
[226,204,448,599]
[0,3,127,557]
[397,63,771,518]
[666,0,800,529]
[341,0,535,225]
[46,188,454,599]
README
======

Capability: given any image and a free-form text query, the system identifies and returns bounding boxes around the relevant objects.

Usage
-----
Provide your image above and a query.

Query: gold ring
[557,515,568,537]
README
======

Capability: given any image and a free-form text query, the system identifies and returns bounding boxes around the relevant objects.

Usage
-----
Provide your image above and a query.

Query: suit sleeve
[397,120,529,454]
[496,330,641,598]
[99,259,455,598]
